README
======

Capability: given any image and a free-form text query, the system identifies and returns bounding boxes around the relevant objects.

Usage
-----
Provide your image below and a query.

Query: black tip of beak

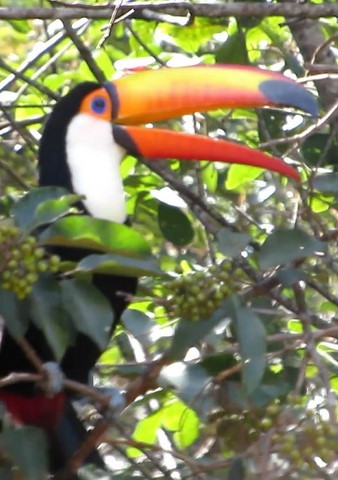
[260,79,318,117]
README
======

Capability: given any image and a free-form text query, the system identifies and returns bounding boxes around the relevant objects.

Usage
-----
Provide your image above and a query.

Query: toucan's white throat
[66,113,127,223]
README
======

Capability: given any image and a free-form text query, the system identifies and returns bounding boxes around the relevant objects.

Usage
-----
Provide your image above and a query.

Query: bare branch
[1,3,338,21]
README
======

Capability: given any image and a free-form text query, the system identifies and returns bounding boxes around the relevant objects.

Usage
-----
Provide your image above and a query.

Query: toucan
[0,65,317,474]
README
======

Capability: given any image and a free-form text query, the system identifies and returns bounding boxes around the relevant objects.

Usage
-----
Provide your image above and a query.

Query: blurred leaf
[229,296,267,394]
[122,309,157,349]
[162,18,225,53]
[276,267,307,287]
[1,426,48,480]
[76,253,163,278]
[61,278,113,350]
[259,228,327,269]
[0,467,12,480]
[132,398,199,455]
[310,195,332,213]
[158,202,194,247]
[12,187,71,232]
[39,215,151,257]
[313,173,338,194]
[301,134,338,167]
[173,406,199,448]
[218,228,251,257]
[131,411,161,456]
[9,20,31,34]
[202,162,218,192]
[167,299,233,361]
[228,457,245,480]
[226,164,263,190]
[0,288,29,338]
[160,363,211,404]
[30,277,73,360]
[202,352,237,376]
[33,194,82,227]
[258,110,288,155]
[216,31,248,64]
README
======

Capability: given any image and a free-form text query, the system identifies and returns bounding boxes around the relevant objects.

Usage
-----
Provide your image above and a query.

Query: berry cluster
[272,395,337,468]
[0,224,60,300]
[211,401,281,452]
[164,260,243,321]
[211,394,337,470]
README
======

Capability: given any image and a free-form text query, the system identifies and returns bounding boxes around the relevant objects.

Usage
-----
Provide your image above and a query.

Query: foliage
[0,1,338,479]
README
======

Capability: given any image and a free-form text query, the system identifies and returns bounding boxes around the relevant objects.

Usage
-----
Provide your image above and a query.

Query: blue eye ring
[91,96,107,114]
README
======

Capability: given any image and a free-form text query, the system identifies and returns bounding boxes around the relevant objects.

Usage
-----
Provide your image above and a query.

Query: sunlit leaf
[39,215,152,257]
[226,164,263,190]
[12,187,72,232]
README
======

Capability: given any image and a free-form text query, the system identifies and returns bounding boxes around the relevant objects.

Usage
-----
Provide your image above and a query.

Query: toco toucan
[0,65,317,474]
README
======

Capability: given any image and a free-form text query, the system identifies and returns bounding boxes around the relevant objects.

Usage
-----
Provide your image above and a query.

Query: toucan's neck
[66,113,127,223]
[39,82,127,223]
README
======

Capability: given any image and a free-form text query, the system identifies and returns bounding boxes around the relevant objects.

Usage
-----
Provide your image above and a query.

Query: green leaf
[276,267,307,287]
[226,164,263,190]
[1,426,48,480]
[131,410,162,457]
[201,162,218,192]
[12,187,72,232]
[158,202,194,247]
[259,228,326,269]
[310,195,332,213]
[173,407,199,448]
[61,278,113,350]
[132,399,199,454]
[33,194,83,227]
[215,31,248,64]
[39,215,151,257]
[217,228,251,257]
[301,134,338,167]
[76,253,163,278]
[230,296,267,394]
[161,400,199,448]
[0,288,29,339]
[29,277,74,360]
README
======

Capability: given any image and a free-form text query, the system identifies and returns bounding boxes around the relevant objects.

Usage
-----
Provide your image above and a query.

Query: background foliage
[0,1,338,479]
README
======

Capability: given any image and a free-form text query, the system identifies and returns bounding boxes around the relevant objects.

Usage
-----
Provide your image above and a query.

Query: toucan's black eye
[91,96,107,114]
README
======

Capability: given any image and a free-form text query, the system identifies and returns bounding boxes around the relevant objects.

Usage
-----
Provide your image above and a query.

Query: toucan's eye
[91,97,107,114]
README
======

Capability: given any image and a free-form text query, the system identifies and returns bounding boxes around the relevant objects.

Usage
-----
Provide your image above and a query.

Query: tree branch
[1,3,338,21]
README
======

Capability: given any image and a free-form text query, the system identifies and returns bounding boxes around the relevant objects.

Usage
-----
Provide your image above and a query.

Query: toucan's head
[39,65,317,223]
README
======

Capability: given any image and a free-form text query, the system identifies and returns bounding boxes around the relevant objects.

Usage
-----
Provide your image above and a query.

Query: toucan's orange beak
[102,65,318,181]
[105,65,317,123]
